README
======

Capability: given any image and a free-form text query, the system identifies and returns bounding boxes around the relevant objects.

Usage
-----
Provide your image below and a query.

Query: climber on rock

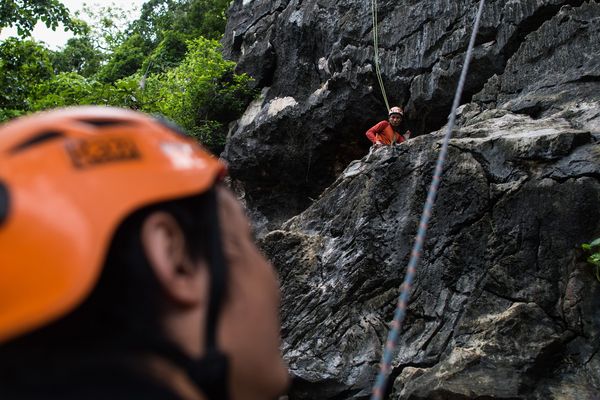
[365,106,412,146]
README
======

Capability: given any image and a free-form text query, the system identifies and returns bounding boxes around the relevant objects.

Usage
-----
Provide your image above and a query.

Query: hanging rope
[371,0,390,111]
[370,1,486,399]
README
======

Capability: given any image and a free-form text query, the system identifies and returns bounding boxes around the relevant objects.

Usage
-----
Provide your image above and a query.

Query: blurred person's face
[143,186,289,400]
[389,114,402,127]
[213,187,289,400]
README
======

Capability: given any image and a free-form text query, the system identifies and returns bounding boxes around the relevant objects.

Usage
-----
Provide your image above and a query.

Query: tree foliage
[0,0,252,153]
[96,33,150,83]
[133,0,229,44]
[0,0,79,37]
[140,30,189,75]
[171,0,231,40]
[0,38,53,119]
[143,37,255,152]
[77,3,136,52]
[52,35,104,77]
[582,238,600,282]
[30,72,140,111]
[133,0,177,44]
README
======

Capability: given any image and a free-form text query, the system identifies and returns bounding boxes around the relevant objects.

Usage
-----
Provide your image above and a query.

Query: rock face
[222,0,600,399]
[222,0,600,235]
[474,2,600,135]
[263,109,600,399]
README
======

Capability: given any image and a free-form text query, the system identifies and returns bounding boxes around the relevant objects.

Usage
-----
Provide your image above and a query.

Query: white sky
[0,0,148,50]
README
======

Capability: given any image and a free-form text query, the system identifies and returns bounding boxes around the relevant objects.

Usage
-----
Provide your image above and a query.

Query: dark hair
[0,189,217,395]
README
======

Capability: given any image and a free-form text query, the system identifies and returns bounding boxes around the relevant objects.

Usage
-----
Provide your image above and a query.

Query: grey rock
[222,0,600,236]
[474,2,600,135]
[261,111,600,399]
[222,0,600,399]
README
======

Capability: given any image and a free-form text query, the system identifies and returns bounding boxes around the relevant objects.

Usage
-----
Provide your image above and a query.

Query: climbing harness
[370,1,486,399]
[371,0,390,111]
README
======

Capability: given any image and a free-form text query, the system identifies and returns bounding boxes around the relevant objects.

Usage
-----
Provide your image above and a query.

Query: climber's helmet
[388,106,404,117]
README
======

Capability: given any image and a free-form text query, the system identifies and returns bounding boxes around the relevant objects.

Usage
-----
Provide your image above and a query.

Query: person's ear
[141,211,206,307]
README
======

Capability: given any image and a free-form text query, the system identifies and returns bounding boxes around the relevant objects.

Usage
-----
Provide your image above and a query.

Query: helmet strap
[204,187,227,350]
[194,186,230,400]
[156,187,231,400]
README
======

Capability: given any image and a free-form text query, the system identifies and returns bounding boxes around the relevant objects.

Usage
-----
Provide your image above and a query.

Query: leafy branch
[0,0,81,37]
[581,237,600,282]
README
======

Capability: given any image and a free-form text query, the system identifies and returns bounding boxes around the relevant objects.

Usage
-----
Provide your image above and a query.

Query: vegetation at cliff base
[0,0,253,153]
[582,237,600,282]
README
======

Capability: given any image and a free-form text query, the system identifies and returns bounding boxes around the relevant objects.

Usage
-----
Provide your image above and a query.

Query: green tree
[0,38,53,121]
[30,72,144,111]
[96,33,150,83]
[133,0,177,45]
[174,0,230,40]
[52,35,104,77]
[140,30,189,75]
[132,0,230,44]
[0,0,252,148]
[0,0,79,37]
[96,0,234,84]
[30,72,101,109]
[142,37,255,153]
[77,3,137,52]
[582,238,600,282]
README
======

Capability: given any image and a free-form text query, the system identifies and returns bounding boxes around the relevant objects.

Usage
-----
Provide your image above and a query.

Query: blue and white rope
[370,1,486,398]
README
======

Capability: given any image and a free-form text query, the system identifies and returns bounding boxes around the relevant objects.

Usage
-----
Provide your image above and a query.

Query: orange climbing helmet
[0,106,226,343]
[388,106,404,116]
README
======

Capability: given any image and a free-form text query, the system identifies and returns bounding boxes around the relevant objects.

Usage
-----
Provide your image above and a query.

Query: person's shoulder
[367,120,387,132]
[3,383,182,400]
[1,363,185,400]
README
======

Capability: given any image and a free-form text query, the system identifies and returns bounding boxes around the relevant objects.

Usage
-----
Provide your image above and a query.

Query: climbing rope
[371,0,390,111]
[370,1,486,399]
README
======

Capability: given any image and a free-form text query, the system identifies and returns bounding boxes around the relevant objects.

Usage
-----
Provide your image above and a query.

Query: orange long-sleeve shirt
[365,121,411,145]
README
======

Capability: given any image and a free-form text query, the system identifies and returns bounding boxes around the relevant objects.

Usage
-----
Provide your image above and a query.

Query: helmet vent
[0,182,9,226]
[11,131,63,154]
[76,118,132,128]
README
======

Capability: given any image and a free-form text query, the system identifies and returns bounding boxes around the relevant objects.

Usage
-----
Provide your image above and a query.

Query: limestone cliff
[264,109,600,399]
[222,1,600,398]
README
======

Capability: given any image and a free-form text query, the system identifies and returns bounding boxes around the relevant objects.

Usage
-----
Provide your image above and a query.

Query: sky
[0,0,148,50]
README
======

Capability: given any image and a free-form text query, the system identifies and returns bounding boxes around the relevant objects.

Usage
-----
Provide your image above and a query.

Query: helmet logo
[160,142,208,170]
[67,137,140,169]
